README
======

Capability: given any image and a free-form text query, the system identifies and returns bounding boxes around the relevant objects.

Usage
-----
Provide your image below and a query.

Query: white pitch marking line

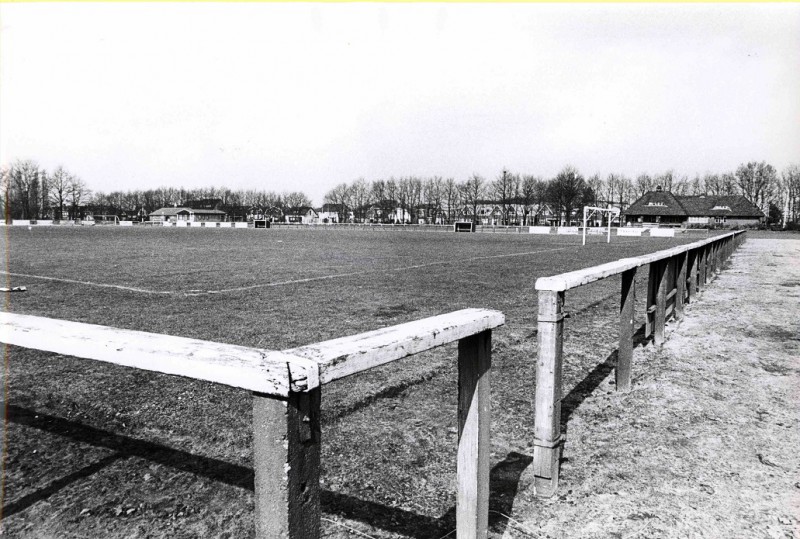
[1,239,647,296]
[0,271,175,295]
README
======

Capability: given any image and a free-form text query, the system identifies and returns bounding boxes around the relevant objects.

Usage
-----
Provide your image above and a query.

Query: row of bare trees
[324,162,797,226]
[1,160,313,221]
[1,160,91,220]
[4,159,798,225]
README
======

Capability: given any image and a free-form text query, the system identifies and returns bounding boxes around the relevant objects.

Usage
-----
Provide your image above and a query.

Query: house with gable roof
[149,207,227,223]
[624,187,764,227]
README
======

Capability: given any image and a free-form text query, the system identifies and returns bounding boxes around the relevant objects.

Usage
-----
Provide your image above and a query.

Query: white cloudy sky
[1,3,798,204]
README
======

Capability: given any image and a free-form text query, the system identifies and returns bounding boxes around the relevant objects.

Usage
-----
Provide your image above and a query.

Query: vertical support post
[687,250,698,303]
[457,330,491,539]
[253,389,321,539]
[645,263,658,338]
[617,268,636,391]
[654,260,668,345]
[710,243,718,278]
[675,252,687,320]
[699,246,708,288]
[533,290,565,497]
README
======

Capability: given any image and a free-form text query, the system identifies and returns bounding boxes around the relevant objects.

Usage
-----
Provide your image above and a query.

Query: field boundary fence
[530,229,746,497]
[0,308,504,538]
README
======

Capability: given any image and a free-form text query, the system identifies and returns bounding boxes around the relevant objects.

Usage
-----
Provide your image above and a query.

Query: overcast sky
[2,3,798,205]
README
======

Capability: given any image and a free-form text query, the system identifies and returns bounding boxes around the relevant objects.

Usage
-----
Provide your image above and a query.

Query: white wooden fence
[0,308,504,538]
[531,230,746,497]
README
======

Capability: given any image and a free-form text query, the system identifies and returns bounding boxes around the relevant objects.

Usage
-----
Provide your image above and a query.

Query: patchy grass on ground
[6,227,789,538]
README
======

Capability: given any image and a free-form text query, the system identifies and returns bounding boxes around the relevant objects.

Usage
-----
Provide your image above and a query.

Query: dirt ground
[506,238,800,539]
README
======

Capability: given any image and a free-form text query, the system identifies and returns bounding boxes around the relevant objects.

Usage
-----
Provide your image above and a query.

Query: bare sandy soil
[508,238,800,538]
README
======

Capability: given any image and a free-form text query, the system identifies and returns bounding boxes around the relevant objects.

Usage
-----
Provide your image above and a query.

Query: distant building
[285,206,318,224]
[624,188,764,227]
[318,203,352,223]
[149,207,227,223]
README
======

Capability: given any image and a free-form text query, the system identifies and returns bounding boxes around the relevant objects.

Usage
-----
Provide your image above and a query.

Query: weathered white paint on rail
[535,231,743,291]
[0,312,316,396]
[285,308,505,384]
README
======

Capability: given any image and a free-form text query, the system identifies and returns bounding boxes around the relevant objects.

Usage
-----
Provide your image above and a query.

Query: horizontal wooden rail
[0,308,504,538]
[0,312,315,396]
[535,232,743,292]
[531,230,745,498]
[286,308,505,384]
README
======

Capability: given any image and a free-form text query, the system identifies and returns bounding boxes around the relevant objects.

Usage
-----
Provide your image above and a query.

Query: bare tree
[443,177,459,223]
[67,176,90,219]
[49,166,73,219]
[635,173,655,196]
[654,170,676,192]
[547,165,586,226]
[283,191,311,209]
[491,169,515,225]
[349,178,372,222]
[781,165,800,225]
[423,176,444,223]
[690,174,706,195]
[323,183,351,222]
[735,161,778,214]
[460,174,485,224]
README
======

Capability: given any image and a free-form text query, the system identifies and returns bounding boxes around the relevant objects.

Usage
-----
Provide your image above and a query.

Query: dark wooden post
[645,263,658,338]
[617,268,636,391]
[654,260,668,345]
[711,243,719,277]
[699,246,708,288]
[253,389,321,539]
[533,290,565,497]
[675,253,687,320]
[457,330,491,539]
[687,250,698,303]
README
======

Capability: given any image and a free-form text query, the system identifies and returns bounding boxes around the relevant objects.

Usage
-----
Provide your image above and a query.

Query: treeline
[1,159,311,221]
[325,162,800,225]
[3,159,799,225]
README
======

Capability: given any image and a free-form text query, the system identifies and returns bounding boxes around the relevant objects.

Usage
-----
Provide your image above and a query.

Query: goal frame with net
[91,215,120,225]
[582,206,620,245]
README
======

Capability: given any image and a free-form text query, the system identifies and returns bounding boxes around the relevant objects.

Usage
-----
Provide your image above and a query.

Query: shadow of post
[4,406,535,538]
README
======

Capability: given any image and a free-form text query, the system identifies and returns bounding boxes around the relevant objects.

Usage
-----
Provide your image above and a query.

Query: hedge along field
[1,227,720,538]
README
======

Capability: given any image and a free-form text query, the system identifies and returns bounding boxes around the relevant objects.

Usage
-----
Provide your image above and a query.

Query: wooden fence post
[645,263,658,338]
[457,330,491,539]
[687,250,698,303]
[252,389,321,539]
[533,290,565,497]
[675,253,687,320]
[699,246,708,288]
[654,260,668,345]
[617,268,636,392]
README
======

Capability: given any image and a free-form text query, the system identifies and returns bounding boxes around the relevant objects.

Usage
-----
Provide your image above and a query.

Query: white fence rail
[0,308,504,538]
[530,230,746,497]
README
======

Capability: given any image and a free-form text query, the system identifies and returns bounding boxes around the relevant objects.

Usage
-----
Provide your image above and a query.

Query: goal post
[582,207,620,245]
[454,221,475,233]
[91,215,120,226]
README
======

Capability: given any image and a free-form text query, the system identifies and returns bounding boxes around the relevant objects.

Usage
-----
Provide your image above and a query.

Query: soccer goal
[454,221,475,233]
[582,207,620,245]
[91,215,120,226]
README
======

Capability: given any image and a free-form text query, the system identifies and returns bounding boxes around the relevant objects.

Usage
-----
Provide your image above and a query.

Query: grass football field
[1,226,717,538]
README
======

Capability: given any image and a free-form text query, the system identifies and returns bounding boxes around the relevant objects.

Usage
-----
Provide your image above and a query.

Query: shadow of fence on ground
[5,405,534,538]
